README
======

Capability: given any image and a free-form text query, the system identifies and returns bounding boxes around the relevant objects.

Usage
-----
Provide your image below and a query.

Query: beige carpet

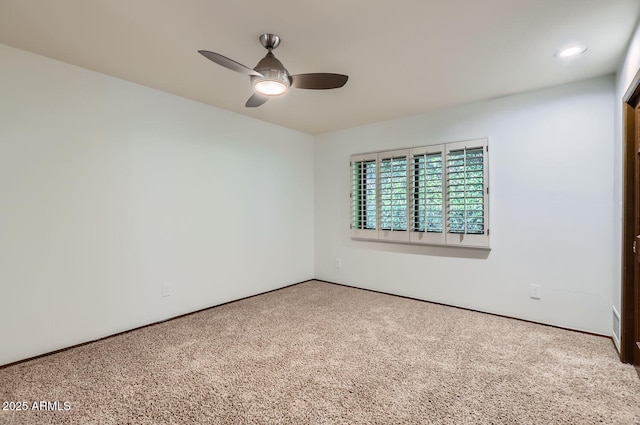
[1,280,639,424]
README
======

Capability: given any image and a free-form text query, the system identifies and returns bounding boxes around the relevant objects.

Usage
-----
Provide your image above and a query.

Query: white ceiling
[0,0,638,135]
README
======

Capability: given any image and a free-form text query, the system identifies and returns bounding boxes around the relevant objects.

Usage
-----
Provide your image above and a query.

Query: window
[353,160,377,230]
[351,138,489,248]
[351,153,378,240]
[410,145,445,245]
[378,150,410,242]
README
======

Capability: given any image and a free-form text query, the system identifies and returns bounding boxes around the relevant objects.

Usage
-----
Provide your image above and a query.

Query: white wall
[613,19,640,341]
[0,44,314,366]
[315,76,615,335]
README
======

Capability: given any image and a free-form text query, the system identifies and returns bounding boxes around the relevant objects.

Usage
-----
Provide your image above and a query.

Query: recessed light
[555,44,588,59]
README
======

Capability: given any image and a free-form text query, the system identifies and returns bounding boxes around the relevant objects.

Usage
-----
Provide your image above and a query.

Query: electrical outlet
[530,284,541,299]
[162,283,171,297]
[335,258,342,269]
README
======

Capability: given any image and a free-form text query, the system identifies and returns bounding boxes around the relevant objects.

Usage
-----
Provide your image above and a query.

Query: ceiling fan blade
[198,50,262,77]
[245,93,269,108]
[290,73,348,90]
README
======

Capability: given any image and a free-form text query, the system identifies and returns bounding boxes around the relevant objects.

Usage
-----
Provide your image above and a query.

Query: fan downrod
[259,33,281,50]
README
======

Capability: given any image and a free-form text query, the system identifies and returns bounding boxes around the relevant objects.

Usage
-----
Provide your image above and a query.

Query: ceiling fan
[198,33,349,108]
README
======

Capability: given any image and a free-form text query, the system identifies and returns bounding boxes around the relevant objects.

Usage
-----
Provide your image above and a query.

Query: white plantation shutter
[410,145,445,244]
[350,138,489,248]
[351,153,378,240]
[379,149,410,242]
[445,139,489,247]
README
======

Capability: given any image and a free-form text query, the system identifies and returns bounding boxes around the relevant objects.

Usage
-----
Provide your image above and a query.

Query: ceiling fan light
[251,68,290,96]
[255,80,288,96]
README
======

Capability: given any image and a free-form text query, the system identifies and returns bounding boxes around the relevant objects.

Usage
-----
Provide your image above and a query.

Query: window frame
[350,138,490,249]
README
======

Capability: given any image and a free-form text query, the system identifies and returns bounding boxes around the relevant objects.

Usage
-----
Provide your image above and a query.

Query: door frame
[621,67,640,368]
